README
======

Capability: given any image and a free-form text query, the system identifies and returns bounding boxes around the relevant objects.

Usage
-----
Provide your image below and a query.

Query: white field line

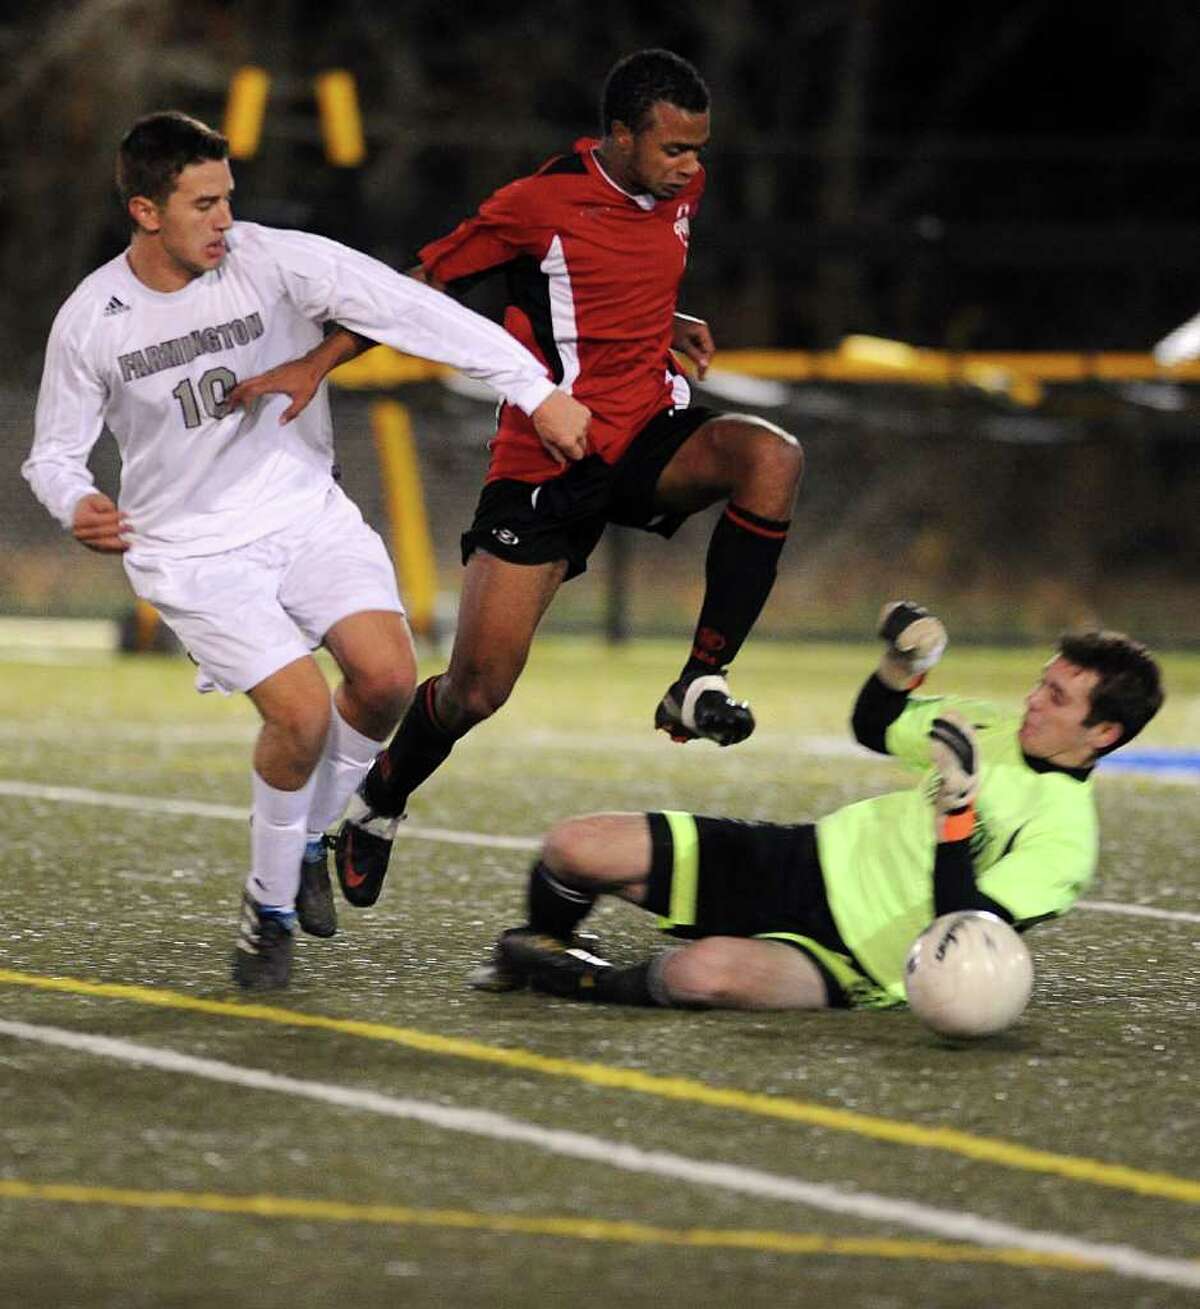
[1074,900,1200,924]
[0,618,115,649]
[2,777,1197,925]
[0,779,539,852]
[0,721,850,752]
[2,719,1197,784]
[0,651,113,668]
[1,1019,1197,1293]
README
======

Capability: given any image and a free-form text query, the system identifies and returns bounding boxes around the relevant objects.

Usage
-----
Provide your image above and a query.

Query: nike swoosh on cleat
[339,833,370,889]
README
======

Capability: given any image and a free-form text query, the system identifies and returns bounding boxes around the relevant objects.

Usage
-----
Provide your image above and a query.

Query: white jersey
[23,221,557,559]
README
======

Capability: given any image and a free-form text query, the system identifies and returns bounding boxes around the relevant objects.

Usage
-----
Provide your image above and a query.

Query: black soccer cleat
[296,838,338,938]
[333,789,404,908]
[493,927,614,999]
[468,926,605,993]
[467,926,534,993]
[231,893,295,992]
[655,671,755,747]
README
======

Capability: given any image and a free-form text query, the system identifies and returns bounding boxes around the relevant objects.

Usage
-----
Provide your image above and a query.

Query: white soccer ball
[904,911,1034,1038]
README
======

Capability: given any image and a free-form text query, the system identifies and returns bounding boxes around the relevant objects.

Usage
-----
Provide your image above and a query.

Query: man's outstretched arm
[227,265,450,422]
[227,243,588,463]
[852,601,948,754]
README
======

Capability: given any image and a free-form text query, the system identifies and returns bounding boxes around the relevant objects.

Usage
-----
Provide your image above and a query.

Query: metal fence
[6,371,1198,646]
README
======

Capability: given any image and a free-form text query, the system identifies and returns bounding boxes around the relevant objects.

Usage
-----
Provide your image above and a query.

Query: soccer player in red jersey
[230,50,805,909]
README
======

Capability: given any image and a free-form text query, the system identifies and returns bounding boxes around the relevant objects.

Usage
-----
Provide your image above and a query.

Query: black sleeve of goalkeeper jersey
[933,840,1014,921]
[851,673,910,755]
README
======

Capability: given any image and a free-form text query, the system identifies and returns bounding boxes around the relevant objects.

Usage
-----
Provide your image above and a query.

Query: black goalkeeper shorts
[642,812,900,1011]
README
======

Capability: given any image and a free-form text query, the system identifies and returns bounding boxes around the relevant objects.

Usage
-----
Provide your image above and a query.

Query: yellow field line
[2,968,1197,1206]
[0,1178,1100,1271]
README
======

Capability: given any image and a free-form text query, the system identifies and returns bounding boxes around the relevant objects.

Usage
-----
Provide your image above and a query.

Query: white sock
[247,769,318,910]
[305,698,387,841]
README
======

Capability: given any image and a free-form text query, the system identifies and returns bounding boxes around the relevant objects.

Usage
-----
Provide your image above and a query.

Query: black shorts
[642,811,899,1010]
[461,405,718,580]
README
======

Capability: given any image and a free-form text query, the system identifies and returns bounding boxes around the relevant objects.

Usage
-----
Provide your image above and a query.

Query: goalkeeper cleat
[232,893,294,991]
[296,838,337,939]
[655,671,755,747]
[468,927,604,993]
[333,789,404,908]
[495,927,614,999]
[468,926,532,993]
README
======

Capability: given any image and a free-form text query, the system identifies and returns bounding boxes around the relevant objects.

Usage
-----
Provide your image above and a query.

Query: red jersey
[418,138,705,483]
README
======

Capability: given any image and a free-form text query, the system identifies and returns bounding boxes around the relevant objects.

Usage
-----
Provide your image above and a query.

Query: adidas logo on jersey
[103,295,131,317]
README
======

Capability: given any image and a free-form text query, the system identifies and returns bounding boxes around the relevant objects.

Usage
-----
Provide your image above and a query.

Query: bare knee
[731,418,804,504]
[540,813,650,893]
[660,938,743,1006]
[263,695,331,773]
[325,613,417,734]
[439,661,517,727]
[757,421,804,487]
[541,817,600,882]
[693,417,803,518]
[346,661,414,726]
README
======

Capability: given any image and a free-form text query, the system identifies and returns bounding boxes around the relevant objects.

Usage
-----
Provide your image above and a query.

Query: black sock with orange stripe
[363,675,456,816]
[682,502,790,678]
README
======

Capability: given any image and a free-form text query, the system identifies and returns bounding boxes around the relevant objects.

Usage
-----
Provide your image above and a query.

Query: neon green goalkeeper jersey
[816,693,1098,1000]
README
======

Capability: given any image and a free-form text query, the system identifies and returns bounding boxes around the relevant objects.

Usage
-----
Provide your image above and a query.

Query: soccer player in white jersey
[22,112,590,991]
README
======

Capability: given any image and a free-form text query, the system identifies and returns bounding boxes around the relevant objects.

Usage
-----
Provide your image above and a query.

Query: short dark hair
[1057,630,1165,754]
[116,111,228,210]
[601,49,709,135]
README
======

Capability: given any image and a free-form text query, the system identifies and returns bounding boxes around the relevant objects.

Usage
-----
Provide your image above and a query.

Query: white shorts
[124,487,405,694]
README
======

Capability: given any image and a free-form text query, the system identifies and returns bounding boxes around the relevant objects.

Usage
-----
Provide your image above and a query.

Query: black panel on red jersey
[535,151,589,178]
[505,255,562,384]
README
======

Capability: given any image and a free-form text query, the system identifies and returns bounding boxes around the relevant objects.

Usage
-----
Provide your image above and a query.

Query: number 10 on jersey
[171,366,237,427]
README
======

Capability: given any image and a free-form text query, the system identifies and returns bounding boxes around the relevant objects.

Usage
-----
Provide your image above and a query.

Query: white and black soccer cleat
[231,893,295,992]
[655,671,755,747]
[333,789,405,908]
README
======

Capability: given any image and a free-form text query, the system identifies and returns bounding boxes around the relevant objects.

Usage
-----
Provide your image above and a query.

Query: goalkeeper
[472,603,1164,1011]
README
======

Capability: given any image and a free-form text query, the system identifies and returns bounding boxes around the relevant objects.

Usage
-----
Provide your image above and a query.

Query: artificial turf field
[0,634,1196,1308]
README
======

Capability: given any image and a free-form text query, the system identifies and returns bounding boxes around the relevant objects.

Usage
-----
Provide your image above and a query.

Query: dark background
[7,0,1200,366]
[2,0,1198,640]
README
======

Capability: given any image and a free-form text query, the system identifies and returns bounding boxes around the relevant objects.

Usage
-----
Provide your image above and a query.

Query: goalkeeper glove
[929,710,979,841]
[877,600,947,690]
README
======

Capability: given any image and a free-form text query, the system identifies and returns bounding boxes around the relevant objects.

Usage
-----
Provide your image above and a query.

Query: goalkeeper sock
[574,957,677,1007]
[683,503,790,678]
[590,959,659,1006]
[527,861,596,940]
